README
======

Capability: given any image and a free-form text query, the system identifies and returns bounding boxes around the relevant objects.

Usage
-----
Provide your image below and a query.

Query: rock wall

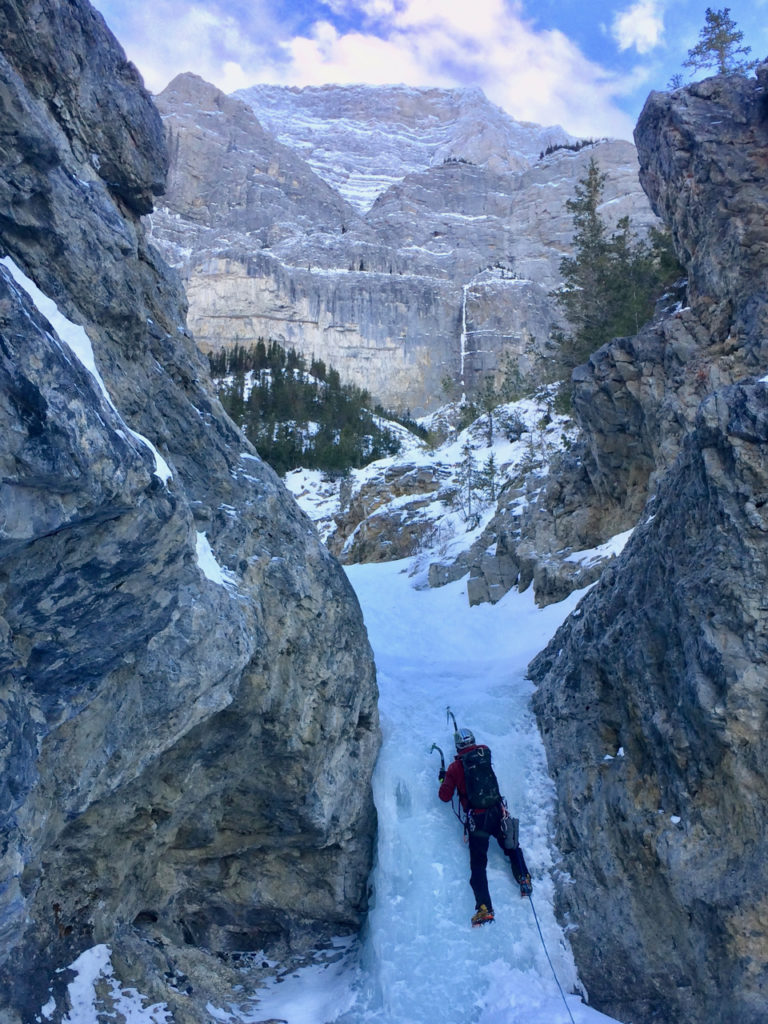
[151,74,657,415]
[0,3,379,1021]
[528,69,768,1024]
[461,71,768,610]
[182,251,459,415]
[573,72,768,509]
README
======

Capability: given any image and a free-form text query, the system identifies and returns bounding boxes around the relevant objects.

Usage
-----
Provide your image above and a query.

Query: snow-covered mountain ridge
[152,74,657,415]
[234,83,575,212]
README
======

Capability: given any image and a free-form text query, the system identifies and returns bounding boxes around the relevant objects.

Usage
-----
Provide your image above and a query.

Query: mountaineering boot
[508,844,532,895]
[471,904,494,927]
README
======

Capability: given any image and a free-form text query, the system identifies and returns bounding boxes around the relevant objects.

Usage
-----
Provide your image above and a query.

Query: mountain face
[528,70,768,1024]
[233,82,575,212]
[0,3,378,1021]
[151,75,657,415]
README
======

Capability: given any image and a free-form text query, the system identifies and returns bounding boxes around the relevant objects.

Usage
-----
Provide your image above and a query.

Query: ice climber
[438,727,532,927]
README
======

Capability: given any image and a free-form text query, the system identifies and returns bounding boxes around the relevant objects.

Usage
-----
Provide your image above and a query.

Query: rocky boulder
[0,3,379,1021]
[528,69,768,1024]
[328,464,446,563]
[530,381,768,1024]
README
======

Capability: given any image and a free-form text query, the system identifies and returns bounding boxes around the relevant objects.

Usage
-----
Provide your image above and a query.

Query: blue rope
[527,892,577,1024]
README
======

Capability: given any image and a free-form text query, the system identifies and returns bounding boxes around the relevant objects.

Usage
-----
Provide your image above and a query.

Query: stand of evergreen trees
[553,157,684,372]
[538,138,597,160]
[209,340,402,475]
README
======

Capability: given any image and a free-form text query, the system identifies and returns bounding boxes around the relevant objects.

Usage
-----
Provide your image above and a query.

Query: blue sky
[93,0,767,139]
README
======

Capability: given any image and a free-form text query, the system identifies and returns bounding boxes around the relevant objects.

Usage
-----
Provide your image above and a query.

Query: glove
[438,769,446,782]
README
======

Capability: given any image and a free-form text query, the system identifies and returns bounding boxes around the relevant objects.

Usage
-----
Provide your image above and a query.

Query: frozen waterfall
[257,561,623,1024]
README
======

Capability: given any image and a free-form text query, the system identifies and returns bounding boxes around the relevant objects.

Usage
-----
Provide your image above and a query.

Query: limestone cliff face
[0,3,379,1021]
[151,75,657,415]
[528,70,768,1024]
[234,82,572,211]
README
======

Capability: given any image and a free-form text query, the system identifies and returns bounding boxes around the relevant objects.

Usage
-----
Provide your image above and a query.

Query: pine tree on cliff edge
[683,8,757,76]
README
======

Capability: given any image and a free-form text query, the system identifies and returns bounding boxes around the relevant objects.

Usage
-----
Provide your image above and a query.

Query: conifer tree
[477,376,499,445]
[554,159,683,371]
[683,8,756,75]
[480,452,498,503]
[456,442,478,524]
[554,158,611,367]
[208,341,401,475]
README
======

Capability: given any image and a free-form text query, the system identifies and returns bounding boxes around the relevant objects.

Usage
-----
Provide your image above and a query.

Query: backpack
[460,746,501,809]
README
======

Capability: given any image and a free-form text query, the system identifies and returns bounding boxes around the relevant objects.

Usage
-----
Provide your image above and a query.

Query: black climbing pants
[467,804,529,911]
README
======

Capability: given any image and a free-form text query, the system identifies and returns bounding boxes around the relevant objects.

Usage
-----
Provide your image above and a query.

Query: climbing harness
[527,891,577,1024]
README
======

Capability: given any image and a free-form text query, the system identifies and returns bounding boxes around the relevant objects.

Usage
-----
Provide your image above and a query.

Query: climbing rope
[527,892,577,1024]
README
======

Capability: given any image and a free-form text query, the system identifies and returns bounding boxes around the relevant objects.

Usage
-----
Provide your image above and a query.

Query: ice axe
[430,742,446,781]
[446,706,458,733]
[431,740,464,825]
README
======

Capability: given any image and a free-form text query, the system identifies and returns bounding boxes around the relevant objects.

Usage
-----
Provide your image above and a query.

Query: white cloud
[97,0,638,139]
[279,23,439,88]
[393,0,509,38]
[96,1,291,96]
[611,0,666,55]
[257,0,635,138]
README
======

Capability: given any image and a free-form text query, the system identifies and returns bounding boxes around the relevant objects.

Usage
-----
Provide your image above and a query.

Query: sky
[93,0,767,141]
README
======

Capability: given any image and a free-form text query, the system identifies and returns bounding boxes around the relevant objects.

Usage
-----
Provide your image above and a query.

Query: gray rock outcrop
[528,69,768,1024]
[457,70,768,610]
[150,75,658,414]
[570,72,768,514]
[0,3,378,1021]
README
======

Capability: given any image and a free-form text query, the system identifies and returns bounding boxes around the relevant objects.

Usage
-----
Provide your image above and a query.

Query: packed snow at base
[341,559,620,1024]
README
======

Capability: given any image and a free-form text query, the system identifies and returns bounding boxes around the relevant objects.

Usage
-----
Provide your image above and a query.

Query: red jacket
[438,744,490,811]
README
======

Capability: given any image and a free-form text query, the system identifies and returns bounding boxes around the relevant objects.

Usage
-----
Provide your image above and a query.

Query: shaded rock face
[530,384,768,1023]
[0,0,166,215]
[466,70,768,611]
[0,3,379,1021]
[150,74,657,415]
[528,70,768,1024]
[573,71,768,511]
